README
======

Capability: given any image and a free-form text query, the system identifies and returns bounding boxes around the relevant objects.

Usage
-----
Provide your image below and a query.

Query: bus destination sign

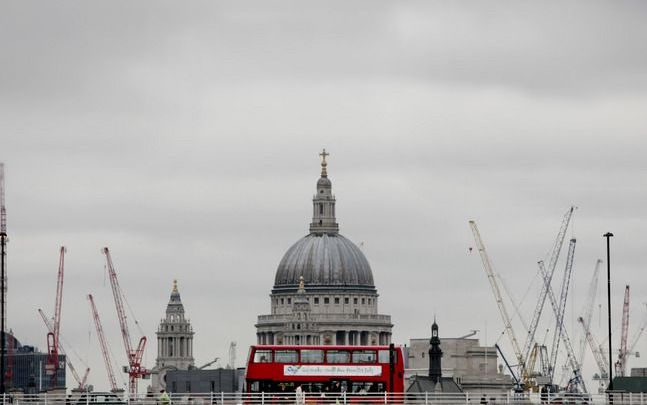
[284,365,382,377]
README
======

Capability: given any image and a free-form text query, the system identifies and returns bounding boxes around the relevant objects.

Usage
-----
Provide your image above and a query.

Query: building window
[344,297,349,304]
[324,297,329,304]
[354,298,358,305]
[319,204,324,214]
[281,298,284,305]
[314,297,319,304]
[288,298,291,304]
[361,298,365,305]
[334,297,340,304]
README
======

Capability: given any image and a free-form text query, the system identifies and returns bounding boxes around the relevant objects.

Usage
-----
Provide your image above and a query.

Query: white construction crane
[577,259,602,367]
[199,357,220,370]
[577,316,609,392]
[616,286,630,377]
[228,342,237,369]
[627,303,647,359]
[538,259,586,393]
[521,206,575,380]
[496,273,530,335]
[469,221,524,380]
[548,238,577,382]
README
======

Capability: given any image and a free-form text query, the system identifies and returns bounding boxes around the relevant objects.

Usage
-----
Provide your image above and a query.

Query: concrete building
[150,281,195,392]
[256,151,392,346]
[166,368,239,394]
[406,327,513,394]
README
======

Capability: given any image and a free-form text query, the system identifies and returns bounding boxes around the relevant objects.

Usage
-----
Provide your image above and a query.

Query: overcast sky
[1,0,647,393]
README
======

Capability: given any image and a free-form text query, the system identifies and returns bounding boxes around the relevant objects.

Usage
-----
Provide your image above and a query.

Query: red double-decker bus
[245,345,404,396]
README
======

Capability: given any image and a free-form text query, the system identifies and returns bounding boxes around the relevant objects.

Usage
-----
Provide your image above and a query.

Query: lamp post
[604,232,614,391]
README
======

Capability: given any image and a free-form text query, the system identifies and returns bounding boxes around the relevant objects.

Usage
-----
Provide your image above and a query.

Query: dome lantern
[309,149,339,235]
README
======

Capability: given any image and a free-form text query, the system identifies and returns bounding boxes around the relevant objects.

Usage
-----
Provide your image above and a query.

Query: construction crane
[228,342,237,369]
[0,163,8,394]
[538,260,586,393]
[577,259,602,366]
[87,294,119,392]
[45,246,66,388]
[522,206,575,379]
[199,357,220,370]
[5,329,14,389]
[38,309,90,390]
[469,221,525,381]
[102,247,148,397]
[496,273,530,335]
[578,316,609,386]
[627,303,647,359]
[548,238,577,381]
[616,285,630,377]
[495,344,522,391]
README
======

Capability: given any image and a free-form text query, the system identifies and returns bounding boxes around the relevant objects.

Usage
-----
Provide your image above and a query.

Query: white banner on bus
[284,365,382,377]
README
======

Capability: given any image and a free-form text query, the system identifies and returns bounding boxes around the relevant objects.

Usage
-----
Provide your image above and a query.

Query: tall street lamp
[604,232,614,392]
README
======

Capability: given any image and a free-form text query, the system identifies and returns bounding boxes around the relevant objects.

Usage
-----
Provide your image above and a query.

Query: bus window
[248,380,276,392]
[300,349,324,363]
[275,350,298,363]
[326,350,350,363]
[378,349,397,364]
[352,350,376,363]
[253,350,272,363]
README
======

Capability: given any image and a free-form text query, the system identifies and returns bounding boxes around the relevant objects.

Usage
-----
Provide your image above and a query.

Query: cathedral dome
[273,233,375,293]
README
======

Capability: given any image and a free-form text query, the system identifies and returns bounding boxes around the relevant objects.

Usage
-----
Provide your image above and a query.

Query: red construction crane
[102,247,148,397]
[5,329,14,389]
[38,308,90,390]
[87,294,119,392]
[46,246,66,388]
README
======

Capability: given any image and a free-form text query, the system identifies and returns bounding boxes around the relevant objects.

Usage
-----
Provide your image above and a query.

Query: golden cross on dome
[319,148,329,162]
[319,149,329,177]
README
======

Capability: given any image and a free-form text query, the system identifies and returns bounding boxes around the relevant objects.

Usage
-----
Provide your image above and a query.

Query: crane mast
[88,294,119,392]
[102,247,148,396]
[496,273,530,334]
[538,260,586,393]
[228,342,237,369]
[628,303,647,357]
[0,163,8,394]
[522,206,575,374]
[469,221,524,375]
[548,238,577,381]
[578,316,609,377]
[617,285,630,377]
[38,308,89,390]
[46,246,66,387]
[577,259,602,366]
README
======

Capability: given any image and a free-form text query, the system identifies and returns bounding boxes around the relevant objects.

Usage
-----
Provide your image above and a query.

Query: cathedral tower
[150,280,194,391]
[256,150,392,346]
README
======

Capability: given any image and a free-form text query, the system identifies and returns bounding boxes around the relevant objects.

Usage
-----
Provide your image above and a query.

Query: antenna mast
[1,163,7,395]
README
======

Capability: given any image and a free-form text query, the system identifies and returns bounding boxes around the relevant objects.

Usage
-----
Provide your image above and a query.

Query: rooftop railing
[1,391,642,405]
